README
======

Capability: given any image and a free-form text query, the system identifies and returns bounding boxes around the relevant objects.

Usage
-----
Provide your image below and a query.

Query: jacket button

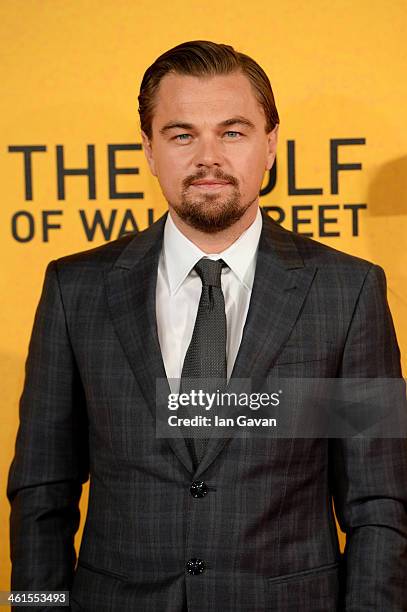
[186,558,206,575]
[190,481,208,498]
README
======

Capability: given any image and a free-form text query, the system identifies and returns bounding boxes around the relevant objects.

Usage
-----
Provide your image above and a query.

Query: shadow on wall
[366,155,407,375]
[368,155,407,217]
[366,154,407,288]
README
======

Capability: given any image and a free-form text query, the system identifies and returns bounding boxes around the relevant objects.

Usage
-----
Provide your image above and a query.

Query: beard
[169,172,255,233]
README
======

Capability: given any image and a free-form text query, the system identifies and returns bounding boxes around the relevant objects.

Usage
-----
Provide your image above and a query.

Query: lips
[191,180,231,186]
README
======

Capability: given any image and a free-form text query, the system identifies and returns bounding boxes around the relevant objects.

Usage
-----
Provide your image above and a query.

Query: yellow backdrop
[1,0,406,594]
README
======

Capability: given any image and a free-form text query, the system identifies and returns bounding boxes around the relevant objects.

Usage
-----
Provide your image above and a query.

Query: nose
[193,134,224,168]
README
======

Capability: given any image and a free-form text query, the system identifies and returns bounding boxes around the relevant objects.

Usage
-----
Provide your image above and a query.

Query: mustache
[183,170,238,189]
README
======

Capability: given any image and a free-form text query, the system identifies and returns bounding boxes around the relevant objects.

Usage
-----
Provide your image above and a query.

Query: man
[7,40,407,611]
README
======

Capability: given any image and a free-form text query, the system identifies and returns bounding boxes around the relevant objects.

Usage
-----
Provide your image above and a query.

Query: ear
[265,124,279,171]
[141,130,157,176]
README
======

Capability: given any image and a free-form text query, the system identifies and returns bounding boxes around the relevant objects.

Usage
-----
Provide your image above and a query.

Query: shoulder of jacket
[282,223,375,274]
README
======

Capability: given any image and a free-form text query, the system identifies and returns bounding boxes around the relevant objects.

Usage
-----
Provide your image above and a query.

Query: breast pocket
[273,340,334,366]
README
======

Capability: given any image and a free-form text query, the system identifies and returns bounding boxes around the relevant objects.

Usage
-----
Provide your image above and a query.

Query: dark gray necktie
[180,258,227,467]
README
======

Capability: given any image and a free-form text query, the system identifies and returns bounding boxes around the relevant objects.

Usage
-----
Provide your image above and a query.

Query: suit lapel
[104,208,317,479]
[104,212,194,475]
[194,210,317,478]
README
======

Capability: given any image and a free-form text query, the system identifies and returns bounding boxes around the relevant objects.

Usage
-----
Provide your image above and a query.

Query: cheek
[238,161,266,195]
[155,156,181,192]
[235,146,267,186]
[158,176,177,200]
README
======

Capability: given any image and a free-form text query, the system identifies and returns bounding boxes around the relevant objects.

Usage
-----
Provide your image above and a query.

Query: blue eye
[173,131,242,142]
[174,134,191,141]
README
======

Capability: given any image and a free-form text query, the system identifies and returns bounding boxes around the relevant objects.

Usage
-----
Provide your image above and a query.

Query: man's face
[141,71,278,233]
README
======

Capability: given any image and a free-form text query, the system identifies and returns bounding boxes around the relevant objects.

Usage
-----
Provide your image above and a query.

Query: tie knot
[194,258,226,288]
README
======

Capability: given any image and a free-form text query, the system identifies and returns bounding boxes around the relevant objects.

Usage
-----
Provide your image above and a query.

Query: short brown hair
[138,40,279,140]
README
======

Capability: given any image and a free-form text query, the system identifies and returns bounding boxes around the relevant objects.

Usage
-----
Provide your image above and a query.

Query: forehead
[152,71,265,127]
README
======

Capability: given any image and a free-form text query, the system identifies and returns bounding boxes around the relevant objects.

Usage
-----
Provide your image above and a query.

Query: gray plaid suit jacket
[7,208,407,611]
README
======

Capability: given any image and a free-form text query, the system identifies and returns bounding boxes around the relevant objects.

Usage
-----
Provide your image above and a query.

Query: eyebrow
[158,115,256,135]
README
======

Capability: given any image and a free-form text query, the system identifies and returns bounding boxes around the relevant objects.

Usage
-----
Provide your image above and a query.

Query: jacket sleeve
[329,264,407,611]
[7,259,89,601]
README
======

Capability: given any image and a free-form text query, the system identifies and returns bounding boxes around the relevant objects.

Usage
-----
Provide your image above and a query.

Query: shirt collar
[162,207,262,295]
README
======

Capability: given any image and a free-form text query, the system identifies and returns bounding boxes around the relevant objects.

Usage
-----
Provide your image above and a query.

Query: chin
[177,207,248,233]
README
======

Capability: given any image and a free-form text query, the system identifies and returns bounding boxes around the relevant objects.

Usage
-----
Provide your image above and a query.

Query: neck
[168,199,259,254]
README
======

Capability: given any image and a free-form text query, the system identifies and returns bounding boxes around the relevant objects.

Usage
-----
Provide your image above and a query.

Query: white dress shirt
[156,207,262,393]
